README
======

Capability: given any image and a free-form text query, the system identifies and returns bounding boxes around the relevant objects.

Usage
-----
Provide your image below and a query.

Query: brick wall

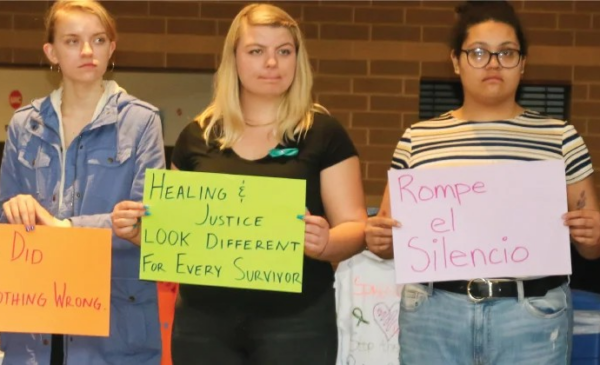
[1,0,600,204]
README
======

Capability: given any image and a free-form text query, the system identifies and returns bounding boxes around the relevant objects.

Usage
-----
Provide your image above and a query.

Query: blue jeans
[399,283,571,365]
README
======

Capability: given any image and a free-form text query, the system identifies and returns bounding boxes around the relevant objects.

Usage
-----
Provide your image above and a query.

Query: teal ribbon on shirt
[268,148,299,158]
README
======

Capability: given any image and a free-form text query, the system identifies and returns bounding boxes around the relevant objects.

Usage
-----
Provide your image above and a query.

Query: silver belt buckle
[467,278,493,302]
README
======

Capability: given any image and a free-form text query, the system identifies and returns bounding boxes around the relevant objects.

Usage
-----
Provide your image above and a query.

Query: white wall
[0,67,213,146]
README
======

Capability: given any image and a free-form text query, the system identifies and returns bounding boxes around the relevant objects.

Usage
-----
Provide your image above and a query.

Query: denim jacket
[0,87,165,365]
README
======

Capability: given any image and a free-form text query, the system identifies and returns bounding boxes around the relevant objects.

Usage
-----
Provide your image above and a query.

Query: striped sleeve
[391,128,411,170]
[562,124,593,184]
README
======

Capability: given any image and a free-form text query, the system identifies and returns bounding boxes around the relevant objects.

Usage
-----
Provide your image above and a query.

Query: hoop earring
[110,61,115,72]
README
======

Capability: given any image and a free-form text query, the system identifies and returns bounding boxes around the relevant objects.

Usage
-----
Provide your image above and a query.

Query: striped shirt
[392,110,593,184]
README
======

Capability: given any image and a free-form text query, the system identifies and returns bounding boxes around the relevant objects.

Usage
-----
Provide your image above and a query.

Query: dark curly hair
[450,1,528,57]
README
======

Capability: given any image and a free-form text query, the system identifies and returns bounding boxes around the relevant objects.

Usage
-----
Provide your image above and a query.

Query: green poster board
[140,169,306,293]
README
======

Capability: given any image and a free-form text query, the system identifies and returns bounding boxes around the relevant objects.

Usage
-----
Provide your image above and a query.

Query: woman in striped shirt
[365,1,600,364]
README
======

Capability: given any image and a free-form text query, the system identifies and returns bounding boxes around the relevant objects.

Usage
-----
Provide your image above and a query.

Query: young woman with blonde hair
[0,1,164,364]
[112,3,366,364]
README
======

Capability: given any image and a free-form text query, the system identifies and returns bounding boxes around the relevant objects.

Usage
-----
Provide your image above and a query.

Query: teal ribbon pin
[268,148,299,158]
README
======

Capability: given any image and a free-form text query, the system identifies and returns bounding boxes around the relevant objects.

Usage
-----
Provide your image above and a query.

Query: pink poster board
[388,160,571,284]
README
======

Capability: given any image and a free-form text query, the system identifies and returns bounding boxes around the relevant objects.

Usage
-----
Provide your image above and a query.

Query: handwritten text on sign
[140,169,306,293]
[388,160,571,284]
[0,225,111,336]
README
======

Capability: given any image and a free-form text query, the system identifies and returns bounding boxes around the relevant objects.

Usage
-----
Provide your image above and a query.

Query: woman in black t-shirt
[111,3,367,365]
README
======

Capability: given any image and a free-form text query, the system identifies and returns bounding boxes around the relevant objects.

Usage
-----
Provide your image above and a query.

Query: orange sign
[158,282,178,365]
[0,225,112,336]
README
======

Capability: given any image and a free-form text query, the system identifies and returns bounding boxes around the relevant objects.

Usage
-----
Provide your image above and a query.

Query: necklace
[244,119,278,127]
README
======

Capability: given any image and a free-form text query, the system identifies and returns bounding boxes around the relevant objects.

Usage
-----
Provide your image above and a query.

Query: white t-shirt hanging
[335,250,402,365]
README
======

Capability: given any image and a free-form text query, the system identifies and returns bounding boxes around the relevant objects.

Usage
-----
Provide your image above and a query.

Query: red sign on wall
[9,90,23,109]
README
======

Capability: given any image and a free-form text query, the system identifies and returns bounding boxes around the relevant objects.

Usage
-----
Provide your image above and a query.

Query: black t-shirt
[171,112,358,314]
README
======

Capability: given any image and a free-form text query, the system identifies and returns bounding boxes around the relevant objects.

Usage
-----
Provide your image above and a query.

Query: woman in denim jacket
[0,1,164,364]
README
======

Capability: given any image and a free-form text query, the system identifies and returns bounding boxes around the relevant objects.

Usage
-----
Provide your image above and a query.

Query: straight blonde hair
[198,3,326,148]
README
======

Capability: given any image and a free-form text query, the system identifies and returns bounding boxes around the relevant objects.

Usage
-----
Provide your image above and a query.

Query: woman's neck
[455,97,524,122]
[61,79,105,114]
[240,92,281,126]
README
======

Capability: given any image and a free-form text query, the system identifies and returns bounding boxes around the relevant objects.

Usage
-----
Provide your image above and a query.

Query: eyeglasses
[461,48,523,69]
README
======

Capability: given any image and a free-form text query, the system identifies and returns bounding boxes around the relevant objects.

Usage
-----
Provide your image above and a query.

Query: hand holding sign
[111,201,148,245]
[563,209,600,249]
[2,194,61,230]
[365,216,400,259]
[301,210,331,259]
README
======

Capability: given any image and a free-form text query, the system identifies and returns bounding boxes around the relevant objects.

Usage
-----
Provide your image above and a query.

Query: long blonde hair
[198,3,326,148]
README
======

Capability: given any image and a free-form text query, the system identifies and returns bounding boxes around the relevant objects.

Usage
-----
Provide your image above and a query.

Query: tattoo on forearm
[576,191,587,209]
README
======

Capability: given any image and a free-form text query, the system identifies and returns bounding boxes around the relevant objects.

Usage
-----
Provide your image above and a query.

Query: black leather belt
[428,276,567,302]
